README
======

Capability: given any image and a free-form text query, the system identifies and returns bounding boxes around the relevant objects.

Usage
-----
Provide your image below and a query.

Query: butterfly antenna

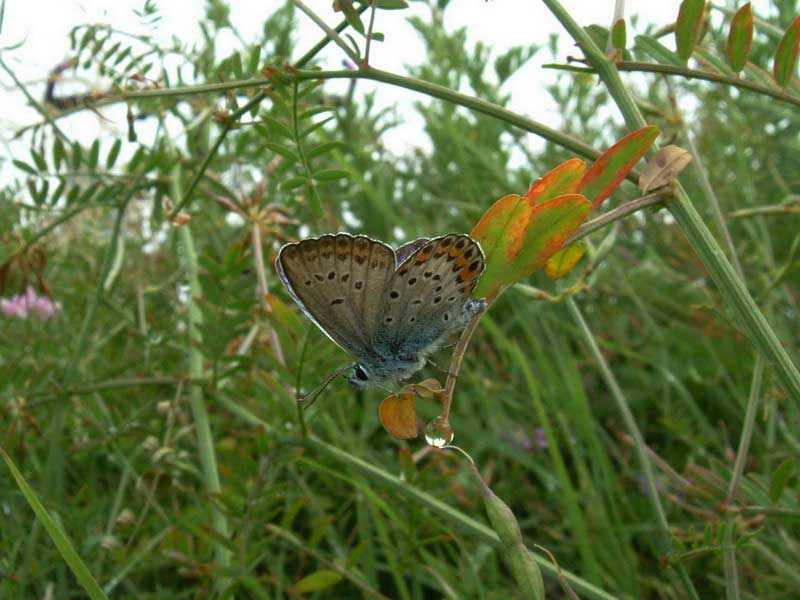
[297,364,353,409]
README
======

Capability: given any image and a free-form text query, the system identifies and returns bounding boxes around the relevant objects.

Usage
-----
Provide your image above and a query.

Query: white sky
[1,1,688,185]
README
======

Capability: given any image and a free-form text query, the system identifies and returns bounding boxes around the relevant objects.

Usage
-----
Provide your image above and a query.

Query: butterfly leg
[425,357,448,374]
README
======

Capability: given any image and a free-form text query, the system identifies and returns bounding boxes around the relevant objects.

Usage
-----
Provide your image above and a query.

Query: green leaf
[0,448,110,600]
[27,180,41,205]
[105,139,122,169]
[773,16,800,87]
[305,140,348,161]
[13,159,37,176]
[299,105,337,120]
[281,176,308,191]
[30,148,48,172]
[300,116,335,139]
[726,3,753,74]
[262,116,293,139]
[66,185,81,205]
[291,570,342,593]
[102,41,121,64]
[247,45,261,75]
[675,0,705,62]
[577,126,660,208]
[375,0,408,8]
[88,139,100,170]
[264,142,299,161]
[338,0,365,35]
[471,193,592,299]
[51,179,66,205]
[769,457,795,503]
[635,35,683,66]
[612,19,627,52]
[72,142,83,170]
[312,169,350,182]
[53,138,66,170]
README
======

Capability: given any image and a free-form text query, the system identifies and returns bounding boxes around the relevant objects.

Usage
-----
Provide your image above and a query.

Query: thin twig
[292,0,360,64]
[363,0,378,67]
[251,218,285,365]
[565,189,671,246]
[543,60,800,109]
[0,56,69,141]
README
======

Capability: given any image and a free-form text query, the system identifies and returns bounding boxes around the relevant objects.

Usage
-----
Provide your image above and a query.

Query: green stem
[542,0,800,405]
[723,356,764,600]
[292,0,360,64]
[546,60,800,109]
[173,168,232,580]
[291,68,607,166]
[0,56,69,141]
[726,358,765,504]
[566,297,699,600]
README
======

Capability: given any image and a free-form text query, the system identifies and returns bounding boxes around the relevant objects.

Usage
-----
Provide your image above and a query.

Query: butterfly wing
[372,234,485,358]
[276,233,395,358]
[394,237,429,265]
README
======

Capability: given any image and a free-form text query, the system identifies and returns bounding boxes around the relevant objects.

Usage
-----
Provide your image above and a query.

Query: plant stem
[667,78,744,278]
[173,167,231,581]
[251,217,285,365]
[363,0,378,66]
[542,0,800,405]
[292,0,361,64]
[544,60,800,108]
[726,359,765,504]
[722,357,764,600]
[0,56,69,141]
[437,309,484,426]
[565,189,670,245]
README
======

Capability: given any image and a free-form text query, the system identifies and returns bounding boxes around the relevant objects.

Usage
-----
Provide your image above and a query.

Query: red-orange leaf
[577,126,660,208]
[774,16,800,87]
[726,3,753,74]
[379,392,418,439]
[525,158,586,204]
[675,0,706,63]
[472,193,591,299]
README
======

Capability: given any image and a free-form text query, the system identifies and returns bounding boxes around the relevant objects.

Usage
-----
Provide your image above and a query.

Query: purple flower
[1,287,60,321]
[534,428,547,450]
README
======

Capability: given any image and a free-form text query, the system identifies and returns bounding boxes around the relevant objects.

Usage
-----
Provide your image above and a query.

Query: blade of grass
[1,447,109,600]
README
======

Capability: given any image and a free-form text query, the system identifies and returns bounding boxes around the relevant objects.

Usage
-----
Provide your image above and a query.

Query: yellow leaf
[544,242,586,280]
[379,392,418,439]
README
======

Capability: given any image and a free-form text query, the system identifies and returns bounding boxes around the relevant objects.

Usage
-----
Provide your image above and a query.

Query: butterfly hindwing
[373,234,485,357]
[276,233,395,357]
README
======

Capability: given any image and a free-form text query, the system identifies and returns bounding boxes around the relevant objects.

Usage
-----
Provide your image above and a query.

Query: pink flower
[1,295,28,318]
[0,287,60,321]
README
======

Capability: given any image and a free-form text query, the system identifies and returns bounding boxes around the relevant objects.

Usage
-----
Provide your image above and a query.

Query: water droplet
[425,418,454,448]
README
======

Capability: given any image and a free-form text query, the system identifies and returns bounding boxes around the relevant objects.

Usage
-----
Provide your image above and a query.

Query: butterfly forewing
[374,234,485,356]
[276,234,395,356]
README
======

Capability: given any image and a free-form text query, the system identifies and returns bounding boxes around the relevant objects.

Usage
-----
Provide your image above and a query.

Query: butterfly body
[276,233,485,388]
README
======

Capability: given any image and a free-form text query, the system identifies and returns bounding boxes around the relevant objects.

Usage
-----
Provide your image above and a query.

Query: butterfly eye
[354,364,369,382]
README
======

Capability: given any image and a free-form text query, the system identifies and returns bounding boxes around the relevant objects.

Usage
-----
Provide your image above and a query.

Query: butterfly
[275,233,486,396]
